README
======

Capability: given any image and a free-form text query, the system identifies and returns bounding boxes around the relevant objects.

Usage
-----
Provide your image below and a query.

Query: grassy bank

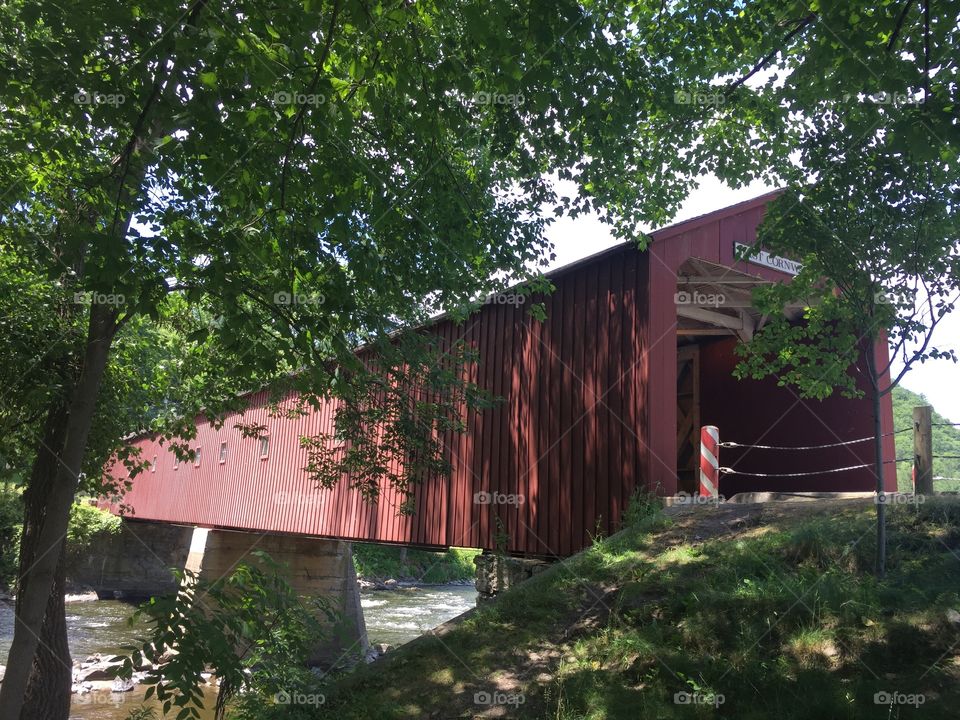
[307,498,960,719]
[351,543,481,584]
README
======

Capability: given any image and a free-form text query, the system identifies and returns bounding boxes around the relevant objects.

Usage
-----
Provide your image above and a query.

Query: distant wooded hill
[892,386,960,492]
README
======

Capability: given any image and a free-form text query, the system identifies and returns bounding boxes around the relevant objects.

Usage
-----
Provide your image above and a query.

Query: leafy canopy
[0,0,801,495]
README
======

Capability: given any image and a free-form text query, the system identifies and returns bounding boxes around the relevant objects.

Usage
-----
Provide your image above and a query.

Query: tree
[0,1,798,716]
[736,135,959,576]
[714,0,960,578]
[0,246,201,717]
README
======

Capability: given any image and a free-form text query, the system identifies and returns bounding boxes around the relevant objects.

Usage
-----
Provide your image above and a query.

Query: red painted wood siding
[644,191,895,494]
[698,336,898,495]
[112,193,897,557]
[113,246,651,557]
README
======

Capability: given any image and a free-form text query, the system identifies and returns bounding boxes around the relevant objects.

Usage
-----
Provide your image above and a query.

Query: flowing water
[0,584,477,719]
[360,584,476,647]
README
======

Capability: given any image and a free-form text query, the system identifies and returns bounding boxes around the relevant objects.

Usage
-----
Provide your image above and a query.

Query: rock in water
[75,661,123,682]
[111,676,136,693]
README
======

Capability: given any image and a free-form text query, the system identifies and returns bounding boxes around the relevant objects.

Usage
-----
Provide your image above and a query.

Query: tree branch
[881,289,959,393]
[279,0,343,209]
[886,0,916,51]
[109,0,210,241]
[729,13,817,90]
[923,0,931,102]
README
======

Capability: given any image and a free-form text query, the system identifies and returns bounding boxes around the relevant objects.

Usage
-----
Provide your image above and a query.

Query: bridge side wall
[432,245,653,557]
[112,196,896,556]
[111,246,653,558]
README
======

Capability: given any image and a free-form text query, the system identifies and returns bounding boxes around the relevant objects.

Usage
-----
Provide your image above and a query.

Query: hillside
[892,386,960,491]
[293,497,960,719]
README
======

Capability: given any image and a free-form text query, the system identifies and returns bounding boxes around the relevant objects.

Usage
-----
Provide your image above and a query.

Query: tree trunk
[0,304,117,720]
[16,397,73,719]
[872,384,886,576]
[866,342,887,577]
[20,543,71,720]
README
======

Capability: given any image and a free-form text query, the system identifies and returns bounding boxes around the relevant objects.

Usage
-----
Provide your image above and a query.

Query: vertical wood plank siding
[114,245,651,557]
[111,194,897,557]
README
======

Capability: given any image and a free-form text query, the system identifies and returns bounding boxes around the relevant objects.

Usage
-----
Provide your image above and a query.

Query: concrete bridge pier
[186,527,368,666]
[72,519,367,668]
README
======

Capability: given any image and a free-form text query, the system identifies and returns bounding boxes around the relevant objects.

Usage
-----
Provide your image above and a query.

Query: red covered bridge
[112,193,897,558]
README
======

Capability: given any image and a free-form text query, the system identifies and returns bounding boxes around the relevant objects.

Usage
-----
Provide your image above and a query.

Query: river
[0,584,477,719]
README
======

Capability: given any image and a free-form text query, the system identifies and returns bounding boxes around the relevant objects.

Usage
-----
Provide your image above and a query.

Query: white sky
[543,175,960,423]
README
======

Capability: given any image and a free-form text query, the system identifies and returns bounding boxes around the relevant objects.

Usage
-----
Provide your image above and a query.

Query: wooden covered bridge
[110,193,897,560]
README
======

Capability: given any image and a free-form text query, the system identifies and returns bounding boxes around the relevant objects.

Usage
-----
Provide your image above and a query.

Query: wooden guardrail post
[914,405,933,495]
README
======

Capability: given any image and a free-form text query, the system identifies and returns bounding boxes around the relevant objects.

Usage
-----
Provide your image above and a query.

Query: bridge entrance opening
[673,258,789,494]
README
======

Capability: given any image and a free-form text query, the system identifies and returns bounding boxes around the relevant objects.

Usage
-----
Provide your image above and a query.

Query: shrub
[67,501,121,546]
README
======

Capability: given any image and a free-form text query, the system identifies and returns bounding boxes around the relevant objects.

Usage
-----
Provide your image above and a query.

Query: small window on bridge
[259,435,270,459]
[151,455,157,472]
[194,447,202,467]
[219,441,227,463]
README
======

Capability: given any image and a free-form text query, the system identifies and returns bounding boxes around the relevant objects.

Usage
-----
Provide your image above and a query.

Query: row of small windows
[150,435,270,472]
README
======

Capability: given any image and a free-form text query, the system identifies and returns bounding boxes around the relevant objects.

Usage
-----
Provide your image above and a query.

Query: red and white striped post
[699,425,720,499]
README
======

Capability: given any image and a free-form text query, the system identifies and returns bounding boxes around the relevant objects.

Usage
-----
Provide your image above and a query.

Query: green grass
[543,504,960,719]
[300,500,960,719]
[351,543,481,584]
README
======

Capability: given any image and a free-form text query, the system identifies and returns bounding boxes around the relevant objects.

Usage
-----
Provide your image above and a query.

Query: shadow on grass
[288,502,960,720]
[547,502,960,719]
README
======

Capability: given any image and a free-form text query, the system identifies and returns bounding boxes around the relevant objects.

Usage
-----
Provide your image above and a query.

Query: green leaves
[3,0,959,529]
[123,553,331,719]
[738,133,960,401]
